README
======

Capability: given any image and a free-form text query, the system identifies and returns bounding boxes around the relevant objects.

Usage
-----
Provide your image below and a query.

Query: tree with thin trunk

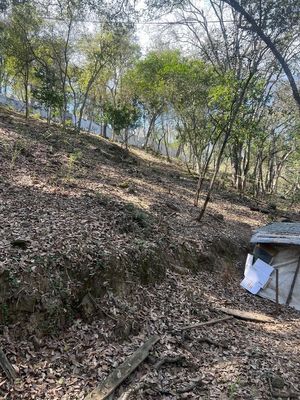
[221,0,300,111]
[3,3,41,118]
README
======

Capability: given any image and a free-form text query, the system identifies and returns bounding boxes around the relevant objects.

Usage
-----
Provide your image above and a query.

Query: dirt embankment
[0,107,267,335]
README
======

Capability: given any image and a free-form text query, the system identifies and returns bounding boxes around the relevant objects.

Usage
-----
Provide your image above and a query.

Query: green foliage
[125,50,182,115]
[32,66,63,111]
[103,99,141,135]
[227,381,239,399]
[3,4,41,80]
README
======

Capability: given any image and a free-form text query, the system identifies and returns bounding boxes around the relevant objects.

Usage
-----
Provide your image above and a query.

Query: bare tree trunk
[24,82,29,119]
[241,138,252,192]
[77,89,91,132]
[47,106,52,126]
[144,114,156,148]
[223,0,300,111]
[102,123,107,138]
[196,132,230,220]
[163,132,171,162]
[175,142,183,158]
[162,115,171,162]
[61,18,73,128]
[196,67,256,220]
[124,128,129,150]
[194,133,219,206]
[23,63,30,119]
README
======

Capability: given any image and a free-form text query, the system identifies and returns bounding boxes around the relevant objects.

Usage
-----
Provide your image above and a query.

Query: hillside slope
[0,108,299,399]
[0,107,260,329]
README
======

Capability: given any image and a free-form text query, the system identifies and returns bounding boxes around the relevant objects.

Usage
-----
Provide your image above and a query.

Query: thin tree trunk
[47,106,52,126]
[175,142,183,158]
[124,128,129,150]
[103,123,107,138]
[196,68,256,219]
[223,0,300,110]
[163,132,171,162]
[77,61,106,132]
[194,134,219,206]
[24,75,29,119]
[196,131,230,220]
[61,17,73,128]
[144,114,156,148]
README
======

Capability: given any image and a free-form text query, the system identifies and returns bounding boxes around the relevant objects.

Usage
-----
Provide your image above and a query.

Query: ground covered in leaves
[2,271,300,399]
[0,107,299,399]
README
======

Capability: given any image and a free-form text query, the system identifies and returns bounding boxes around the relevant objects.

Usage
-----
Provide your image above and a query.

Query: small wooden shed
[242,222,300,310]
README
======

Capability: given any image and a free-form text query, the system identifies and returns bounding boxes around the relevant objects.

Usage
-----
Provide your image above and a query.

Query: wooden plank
[216,307,274,323]
[84,336,160,400]
[177,316,233,331]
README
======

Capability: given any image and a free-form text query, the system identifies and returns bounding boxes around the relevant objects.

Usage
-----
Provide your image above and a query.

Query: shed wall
[259,246,300,310]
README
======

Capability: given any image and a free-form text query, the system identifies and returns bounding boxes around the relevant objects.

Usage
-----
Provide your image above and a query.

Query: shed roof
[251,222,300,245]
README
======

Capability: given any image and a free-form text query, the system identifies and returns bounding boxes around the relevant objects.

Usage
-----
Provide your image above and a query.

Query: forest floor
[0,107,300,399]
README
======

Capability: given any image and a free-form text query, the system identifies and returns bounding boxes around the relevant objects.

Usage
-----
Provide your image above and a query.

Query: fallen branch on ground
[176,316,233,331]
[0,349,17,382]
[84,335,160,400]
[216,307,275,323]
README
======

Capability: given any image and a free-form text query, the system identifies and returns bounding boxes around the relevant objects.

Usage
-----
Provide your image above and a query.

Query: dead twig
[176,316,233,331]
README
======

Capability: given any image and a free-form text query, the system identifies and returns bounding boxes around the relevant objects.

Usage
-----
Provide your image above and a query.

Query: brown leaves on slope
[0,270,299,399]
[0,108,299,399]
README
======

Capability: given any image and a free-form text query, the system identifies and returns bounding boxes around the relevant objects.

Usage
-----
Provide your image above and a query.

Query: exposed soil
[0,107,299,399]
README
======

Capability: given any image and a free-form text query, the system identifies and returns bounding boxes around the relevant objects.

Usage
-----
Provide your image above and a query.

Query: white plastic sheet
[241,256,273,295]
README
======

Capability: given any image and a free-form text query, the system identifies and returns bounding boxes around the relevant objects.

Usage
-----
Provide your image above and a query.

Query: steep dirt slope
[0,108,299,399]
[0,107,261,331]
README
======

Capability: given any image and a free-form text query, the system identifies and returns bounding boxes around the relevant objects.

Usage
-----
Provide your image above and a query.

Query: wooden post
[275,268,279,315]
